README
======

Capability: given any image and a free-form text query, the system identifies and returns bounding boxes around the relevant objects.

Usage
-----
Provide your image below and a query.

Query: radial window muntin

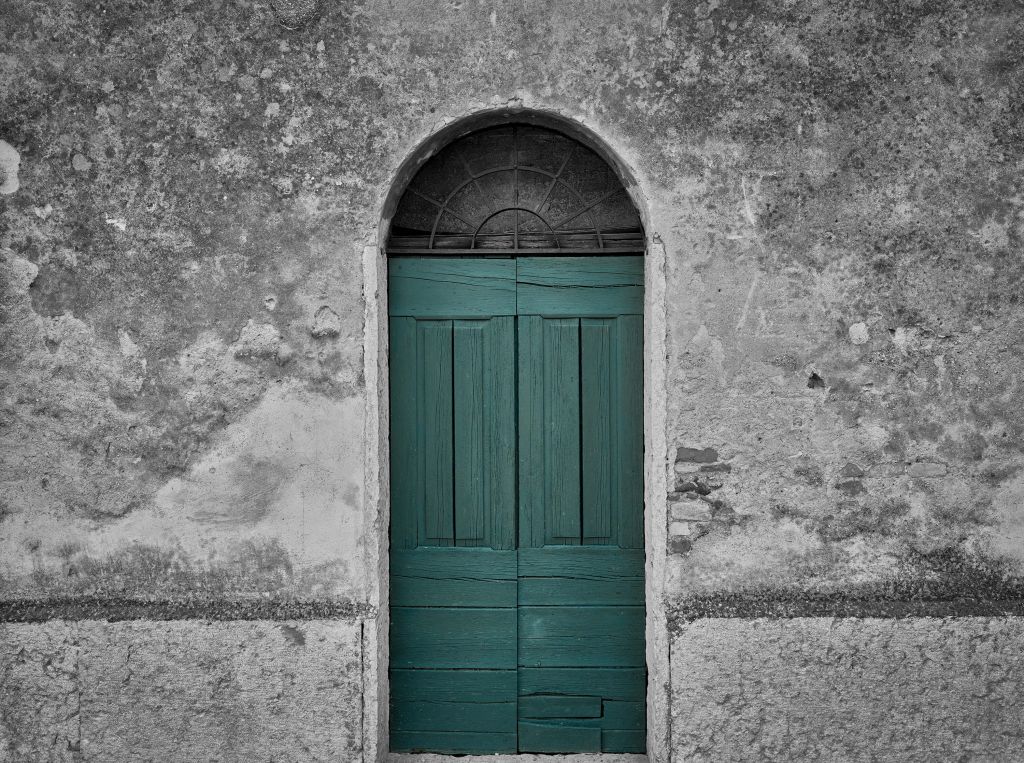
[388,124,644,254]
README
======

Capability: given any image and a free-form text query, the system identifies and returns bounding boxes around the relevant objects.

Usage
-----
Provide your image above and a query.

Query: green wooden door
[389,256,645,755]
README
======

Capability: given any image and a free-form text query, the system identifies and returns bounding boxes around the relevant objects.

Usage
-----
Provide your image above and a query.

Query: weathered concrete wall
[0,618,364,761]
[1,0,1023,759]
[2,0,1022,609]
[672,617,1024,761]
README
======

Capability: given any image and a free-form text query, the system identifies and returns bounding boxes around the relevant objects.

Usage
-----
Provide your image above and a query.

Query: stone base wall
[6,616,1024,761]
[672,618,1024,762]
[0,620,364,762]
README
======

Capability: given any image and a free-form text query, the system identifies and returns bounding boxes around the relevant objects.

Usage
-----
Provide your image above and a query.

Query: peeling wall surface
[1,0,1023,760]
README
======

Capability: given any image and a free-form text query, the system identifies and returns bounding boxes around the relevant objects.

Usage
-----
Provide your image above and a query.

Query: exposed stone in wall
[0,140,20,195]
[0,619,363,761]
[269,0,324,30]
[672,618,1024,761]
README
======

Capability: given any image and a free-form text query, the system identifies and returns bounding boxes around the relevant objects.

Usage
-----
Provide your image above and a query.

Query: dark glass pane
[475,169,516,210]
[538,182,587,230]
[461,127,515,175]
[409,145,470,203]
[436,211,473,236]
[591,190,643,232]
[516,128,575,175]
[447,182,493,229]
[560,148,620,205]
[517,210,551,233]
[517,169,554,213]
[477,209,517,235]
[519,209,557,248]
[392,189,439,234]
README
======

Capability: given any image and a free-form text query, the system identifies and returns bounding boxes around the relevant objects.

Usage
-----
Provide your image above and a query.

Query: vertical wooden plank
[454,321,485,545]
[419,320,454,545]
[485,316,516,550]
[544,318,581,544]
[581,319,612,542]
[518,315,545,549]
[616,314,644,549]
[389,317,419,549]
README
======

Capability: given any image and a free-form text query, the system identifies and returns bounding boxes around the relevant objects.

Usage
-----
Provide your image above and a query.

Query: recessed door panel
[388,292,518,754]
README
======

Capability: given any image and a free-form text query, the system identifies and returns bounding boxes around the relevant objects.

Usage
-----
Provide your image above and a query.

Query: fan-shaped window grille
[388,124,644,254]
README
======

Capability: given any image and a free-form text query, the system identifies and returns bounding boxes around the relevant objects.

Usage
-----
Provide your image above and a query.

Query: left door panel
[389,259,518,754]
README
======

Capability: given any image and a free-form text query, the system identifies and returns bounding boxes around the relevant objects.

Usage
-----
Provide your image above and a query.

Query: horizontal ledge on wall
[0,597,374,623]
[668,596,1024,628]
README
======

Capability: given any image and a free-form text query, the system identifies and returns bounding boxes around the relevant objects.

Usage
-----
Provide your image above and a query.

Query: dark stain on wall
[0,597,370,623]
[668,547,1024,628]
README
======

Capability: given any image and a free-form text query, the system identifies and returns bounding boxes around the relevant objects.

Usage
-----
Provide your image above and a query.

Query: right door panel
[515,257,646,754]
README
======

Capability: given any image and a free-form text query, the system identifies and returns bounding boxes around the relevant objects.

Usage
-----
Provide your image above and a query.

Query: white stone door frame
[362,106,670,763]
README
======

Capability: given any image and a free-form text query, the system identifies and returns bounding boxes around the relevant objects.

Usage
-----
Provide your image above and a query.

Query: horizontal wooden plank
[391,548,520,606]
[602,729,646,753]
[389,258,516,317]
[392,548,518,578]
[519,637,645,668]
[390,670,516,703]
[518,695,602,719]
[518,577,644,606]
[389,544,516,573]
[391,576,515,607]
[518,668,647,701]
[519,606,644,638]
[518,720,601,753]
[391,608,516,669]
[391,701,516,733]
[516,256,643,316]
[518,547,645,579]
[602,700,646,730]
[519,606,645,667]
[391,549,517,607]
[390,731,517,755]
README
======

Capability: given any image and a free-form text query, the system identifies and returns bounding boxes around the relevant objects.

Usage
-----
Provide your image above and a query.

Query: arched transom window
[388,124,644,253]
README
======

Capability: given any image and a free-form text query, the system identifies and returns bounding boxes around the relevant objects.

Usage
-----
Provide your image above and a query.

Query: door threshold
[388,755,647,762]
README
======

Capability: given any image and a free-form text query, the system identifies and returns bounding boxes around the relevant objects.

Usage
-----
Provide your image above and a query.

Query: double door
[388,256,645,754]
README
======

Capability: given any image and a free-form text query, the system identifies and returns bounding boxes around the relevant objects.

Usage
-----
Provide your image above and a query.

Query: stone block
[699,462,731,473]
[834,479,866,496]
[908,462,948,478]
[848,322,870,345]
[671,617,1024,761]
[668,520,692,537]
[839,461,865,478]
[78,619,363,762]
[0,622,80,761]
[671,501,712,522]
[869,462,906,477]
[676,447,719,464]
